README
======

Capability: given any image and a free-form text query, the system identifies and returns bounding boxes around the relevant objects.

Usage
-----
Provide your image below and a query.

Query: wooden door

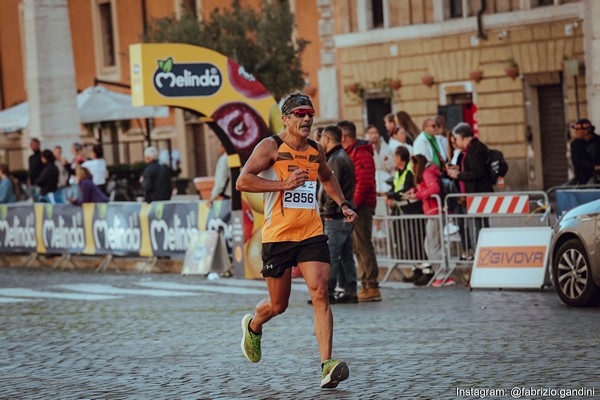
[537,84,568,190]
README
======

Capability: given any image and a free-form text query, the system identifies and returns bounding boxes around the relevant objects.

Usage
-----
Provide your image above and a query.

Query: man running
[236,93,357,389]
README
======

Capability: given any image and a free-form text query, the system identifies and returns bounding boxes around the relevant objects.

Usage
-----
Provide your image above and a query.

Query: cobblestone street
[1,267,599,399]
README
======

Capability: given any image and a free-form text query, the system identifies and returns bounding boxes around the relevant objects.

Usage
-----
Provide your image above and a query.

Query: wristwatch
[340,200,351,210]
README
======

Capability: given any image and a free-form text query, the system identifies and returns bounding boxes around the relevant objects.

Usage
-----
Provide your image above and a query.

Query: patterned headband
[280,93,313,115]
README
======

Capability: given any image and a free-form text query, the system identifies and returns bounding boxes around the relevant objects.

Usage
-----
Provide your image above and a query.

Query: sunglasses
[289,108,315,118]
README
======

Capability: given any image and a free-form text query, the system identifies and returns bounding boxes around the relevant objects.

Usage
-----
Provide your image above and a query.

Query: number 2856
[284,192,314,203]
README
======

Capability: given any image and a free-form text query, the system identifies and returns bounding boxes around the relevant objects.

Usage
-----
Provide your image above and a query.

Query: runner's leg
[250,267,292,333]
[300,261,333,363]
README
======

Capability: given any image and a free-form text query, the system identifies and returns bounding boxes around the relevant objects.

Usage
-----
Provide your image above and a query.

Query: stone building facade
[1,0,598,192]
[320,0,591,191]
[0,0,321,180]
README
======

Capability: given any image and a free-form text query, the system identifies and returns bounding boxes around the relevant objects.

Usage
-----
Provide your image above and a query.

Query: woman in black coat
[35,149,60,203]
[448,123,494,194]
[447,123,493,259]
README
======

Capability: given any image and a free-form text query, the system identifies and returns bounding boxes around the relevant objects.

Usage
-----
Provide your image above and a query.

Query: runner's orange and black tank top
[260,135,323,243]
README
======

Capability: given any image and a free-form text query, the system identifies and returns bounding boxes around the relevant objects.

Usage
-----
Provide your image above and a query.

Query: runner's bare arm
[236,138,308,193]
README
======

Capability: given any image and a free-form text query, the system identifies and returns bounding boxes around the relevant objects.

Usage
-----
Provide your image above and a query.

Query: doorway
[438,90,474,132]
[537,84,568,189]
[365,97,391,138]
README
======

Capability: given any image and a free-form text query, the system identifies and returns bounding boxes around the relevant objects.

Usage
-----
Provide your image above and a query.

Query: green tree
[144,0,308,100]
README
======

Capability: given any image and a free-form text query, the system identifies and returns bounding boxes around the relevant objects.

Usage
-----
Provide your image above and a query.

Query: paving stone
[0,267,598,399]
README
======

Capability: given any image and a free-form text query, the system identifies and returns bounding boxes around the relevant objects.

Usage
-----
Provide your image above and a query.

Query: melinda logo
[153,57,222,97]
[477,246,546,268]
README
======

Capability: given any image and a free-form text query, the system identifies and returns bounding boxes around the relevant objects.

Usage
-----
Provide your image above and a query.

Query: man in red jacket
[338,121,381,302]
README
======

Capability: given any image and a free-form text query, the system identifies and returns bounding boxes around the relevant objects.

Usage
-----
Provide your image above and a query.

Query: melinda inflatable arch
[130,43,284,210]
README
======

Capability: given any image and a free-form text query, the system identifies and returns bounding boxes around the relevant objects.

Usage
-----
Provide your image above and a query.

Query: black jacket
[35,162,59,195]
[570,136,600,184]
[320,145,355,219]
[28,151,43,184]
[142,160,172,202]
[457,138,494,193]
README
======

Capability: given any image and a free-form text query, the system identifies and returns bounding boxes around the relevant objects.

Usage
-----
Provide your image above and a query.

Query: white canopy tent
[0,102,28,133]
[0,86,169,133]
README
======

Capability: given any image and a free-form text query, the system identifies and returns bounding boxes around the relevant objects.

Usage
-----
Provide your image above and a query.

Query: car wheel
[552,238,600,307]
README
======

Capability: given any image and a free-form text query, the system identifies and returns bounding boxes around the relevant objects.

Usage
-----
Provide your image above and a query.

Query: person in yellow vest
[385,146,421,215]
[385,146,428,284]
[236,93,357,389]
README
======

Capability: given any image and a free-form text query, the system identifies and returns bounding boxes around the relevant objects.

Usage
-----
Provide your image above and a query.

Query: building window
[176,0,201,20]
[532,0,555,6]
[449,0,463,18]
[92,0,120,80]
[371,0,384,28]
[181,0,198,18]
[365,97,391,138]
[98,1,116,67]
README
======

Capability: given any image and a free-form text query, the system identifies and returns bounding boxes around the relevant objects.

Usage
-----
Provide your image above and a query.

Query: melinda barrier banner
[0,201,232,257]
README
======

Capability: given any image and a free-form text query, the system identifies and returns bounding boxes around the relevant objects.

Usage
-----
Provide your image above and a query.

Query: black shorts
[261,234,330,278]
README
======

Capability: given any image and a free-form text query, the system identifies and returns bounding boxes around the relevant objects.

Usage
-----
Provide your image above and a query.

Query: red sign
[472,103,478,137]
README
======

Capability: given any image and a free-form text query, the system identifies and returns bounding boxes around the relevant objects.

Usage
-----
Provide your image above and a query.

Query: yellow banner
[130,43,282,135]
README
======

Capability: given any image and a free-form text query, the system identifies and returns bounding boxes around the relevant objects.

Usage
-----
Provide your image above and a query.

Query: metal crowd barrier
[373,195,446,285]
[439,191,551,285]
[372,191,553,286]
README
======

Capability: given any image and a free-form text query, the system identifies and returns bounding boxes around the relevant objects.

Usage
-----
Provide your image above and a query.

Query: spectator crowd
[4,110,599,294]
[312,113,598,293]
[1,139,178,206]
[309,113,596,293]
[312,111,508,293]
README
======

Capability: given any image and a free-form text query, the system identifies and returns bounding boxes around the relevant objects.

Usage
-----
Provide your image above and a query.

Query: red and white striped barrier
[466,195,529,215]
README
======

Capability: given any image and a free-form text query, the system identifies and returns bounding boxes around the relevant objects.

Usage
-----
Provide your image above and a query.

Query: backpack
[487,149,508,184]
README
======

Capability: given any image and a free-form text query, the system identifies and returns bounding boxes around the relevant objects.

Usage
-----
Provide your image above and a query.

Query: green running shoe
[320,359,349,389]
[240,314,261,363]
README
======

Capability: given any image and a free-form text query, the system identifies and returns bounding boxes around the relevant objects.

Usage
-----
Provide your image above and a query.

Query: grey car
[550,199,600,307]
